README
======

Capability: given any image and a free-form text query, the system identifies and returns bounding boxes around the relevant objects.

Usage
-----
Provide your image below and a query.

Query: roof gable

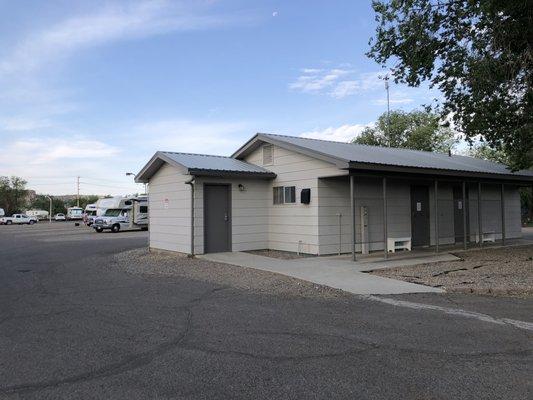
[136,151,275,183]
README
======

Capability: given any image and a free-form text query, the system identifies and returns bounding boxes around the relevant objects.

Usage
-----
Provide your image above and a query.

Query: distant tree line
[0,176,100,216]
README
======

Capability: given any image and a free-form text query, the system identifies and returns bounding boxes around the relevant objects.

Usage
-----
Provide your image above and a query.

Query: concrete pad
[347,253,461,272]
[199,252,444,295]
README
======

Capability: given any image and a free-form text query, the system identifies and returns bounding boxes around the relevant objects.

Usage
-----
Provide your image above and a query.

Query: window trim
[273,185,296,205]
[273,186,284,205]
[284,186,296,204]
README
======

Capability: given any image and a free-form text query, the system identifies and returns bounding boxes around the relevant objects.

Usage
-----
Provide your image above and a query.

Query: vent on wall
[262,145,273,165]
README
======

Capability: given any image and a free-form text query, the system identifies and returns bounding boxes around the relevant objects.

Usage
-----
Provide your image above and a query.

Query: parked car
[0,208,4,218]
[0,214,38,225]
[54,213,66,221]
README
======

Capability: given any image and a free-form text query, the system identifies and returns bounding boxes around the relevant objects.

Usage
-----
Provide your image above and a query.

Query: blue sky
[0,0,438,195]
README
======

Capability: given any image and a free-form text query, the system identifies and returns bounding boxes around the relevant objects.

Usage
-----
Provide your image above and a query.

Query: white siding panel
[243,144,345,254]
[148,163,192,253]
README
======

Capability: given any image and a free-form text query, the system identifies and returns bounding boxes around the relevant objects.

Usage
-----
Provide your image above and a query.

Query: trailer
[26,210,49,220]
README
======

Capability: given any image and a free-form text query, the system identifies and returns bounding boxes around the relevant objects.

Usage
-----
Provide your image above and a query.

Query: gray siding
[317,177,523,255]
[317,177,411,254]
[468,184,521,241]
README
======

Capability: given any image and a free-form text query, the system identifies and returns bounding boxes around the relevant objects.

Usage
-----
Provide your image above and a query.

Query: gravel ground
[245,249,314,260]
[114,248,348,299]
[369,245,533,297]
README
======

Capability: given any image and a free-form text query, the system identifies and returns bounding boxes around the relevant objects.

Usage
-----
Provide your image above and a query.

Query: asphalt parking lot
[0,223,531,399]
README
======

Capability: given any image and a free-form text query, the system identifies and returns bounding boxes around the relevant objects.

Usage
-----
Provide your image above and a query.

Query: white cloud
[300,123,371,142]
[0,116,52,131]
[289,68,351,93]
[0,137,130,195]
[289,68,386,99]
[0,116,252,195]
[0,1,246,76]
[4,138,120,164]
[131,119,250,155]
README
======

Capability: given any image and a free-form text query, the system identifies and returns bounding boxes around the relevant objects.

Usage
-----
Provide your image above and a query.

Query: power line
[79,181,139,190]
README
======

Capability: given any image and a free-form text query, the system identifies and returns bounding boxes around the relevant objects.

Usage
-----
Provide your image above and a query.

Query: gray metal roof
[136,151,275,182]
[233,133,533,181]
[161,151,273,173]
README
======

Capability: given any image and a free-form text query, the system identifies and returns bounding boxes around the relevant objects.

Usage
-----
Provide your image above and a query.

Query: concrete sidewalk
[199,252,449,295]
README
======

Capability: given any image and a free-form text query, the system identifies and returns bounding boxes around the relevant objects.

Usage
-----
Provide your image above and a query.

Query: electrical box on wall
[301,188,311,204]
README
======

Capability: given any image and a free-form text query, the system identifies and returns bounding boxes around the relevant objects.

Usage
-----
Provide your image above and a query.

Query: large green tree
[367,0,532,170]
[353,109,456,152]
[0,176,28,214]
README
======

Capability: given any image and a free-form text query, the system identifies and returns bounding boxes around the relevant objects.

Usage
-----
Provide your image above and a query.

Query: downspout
[185,176,195,257]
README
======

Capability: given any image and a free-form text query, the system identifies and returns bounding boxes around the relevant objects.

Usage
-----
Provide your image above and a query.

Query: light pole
[46,195,52,223]
[379,73,391,144]
[126,172,146,194]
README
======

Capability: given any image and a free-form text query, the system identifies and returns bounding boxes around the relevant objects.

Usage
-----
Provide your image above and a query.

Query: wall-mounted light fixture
[238,184,245,192]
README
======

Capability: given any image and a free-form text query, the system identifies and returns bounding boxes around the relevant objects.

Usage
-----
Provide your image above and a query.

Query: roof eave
[188,168,276,179]
[135,151,188,183]
[348,161,533,183]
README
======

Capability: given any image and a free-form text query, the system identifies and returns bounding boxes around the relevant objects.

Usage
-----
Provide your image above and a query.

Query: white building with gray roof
[136,133,533,258]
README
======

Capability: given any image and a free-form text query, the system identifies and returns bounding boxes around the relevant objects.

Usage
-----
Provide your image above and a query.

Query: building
[136,133,533,258]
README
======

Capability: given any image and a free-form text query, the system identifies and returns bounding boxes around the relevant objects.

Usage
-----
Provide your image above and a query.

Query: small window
[273,186,284,204]
[273,186,296,204]
[140,206,148,213]
[284,186,296,203]
[262,145,273,165]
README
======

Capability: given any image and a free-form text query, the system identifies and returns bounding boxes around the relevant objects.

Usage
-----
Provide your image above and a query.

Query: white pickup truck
[0,214,38,225]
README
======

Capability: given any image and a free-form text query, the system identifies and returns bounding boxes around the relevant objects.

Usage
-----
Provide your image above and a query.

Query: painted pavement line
[362,295,533,332]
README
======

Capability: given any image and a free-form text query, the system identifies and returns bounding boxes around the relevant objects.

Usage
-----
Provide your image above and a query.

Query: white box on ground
[387,237,412,253]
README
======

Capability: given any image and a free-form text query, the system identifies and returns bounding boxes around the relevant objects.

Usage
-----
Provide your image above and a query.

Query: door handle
[224,213,228,221]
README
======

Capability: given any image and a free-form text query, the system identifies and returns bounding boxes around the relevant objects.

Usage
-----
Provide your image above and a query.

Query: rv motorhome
[66,207,84,220]
[84,204,98,225]
[92,196,148,233]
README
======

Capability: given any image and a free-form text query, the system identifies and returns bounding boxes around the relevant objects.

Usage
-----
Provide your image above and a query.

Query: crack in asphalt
[0,286,221,395]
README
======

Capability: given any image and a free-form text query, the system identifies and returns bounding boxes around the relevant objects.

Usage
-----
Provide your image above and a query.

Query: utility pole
[46,195,52,223]
[384,74,391,140]
[76,176,80,207]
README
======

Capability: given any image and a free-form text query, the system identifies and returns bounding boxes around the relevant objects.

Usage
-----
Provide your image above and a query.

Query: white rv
[84,204,98,225]
[66,207,84,220]
[92,196,148,233]
[26,210,49,220]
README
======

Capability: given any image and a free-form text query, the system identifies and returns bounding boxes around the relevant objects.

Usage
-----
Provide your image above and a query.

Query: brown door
[204,184,231,253]
[411,185,430,246]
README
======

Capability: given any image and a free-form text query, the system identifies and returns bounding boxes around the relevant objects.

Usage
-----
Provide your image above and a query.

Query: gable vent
[262,145,273,165]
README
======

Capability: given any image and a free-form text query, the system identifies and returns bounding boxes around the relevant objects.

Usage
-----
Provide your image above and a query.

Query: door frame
[203,183,232,253]
[452,185,470,244]
[410,184,431,247]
